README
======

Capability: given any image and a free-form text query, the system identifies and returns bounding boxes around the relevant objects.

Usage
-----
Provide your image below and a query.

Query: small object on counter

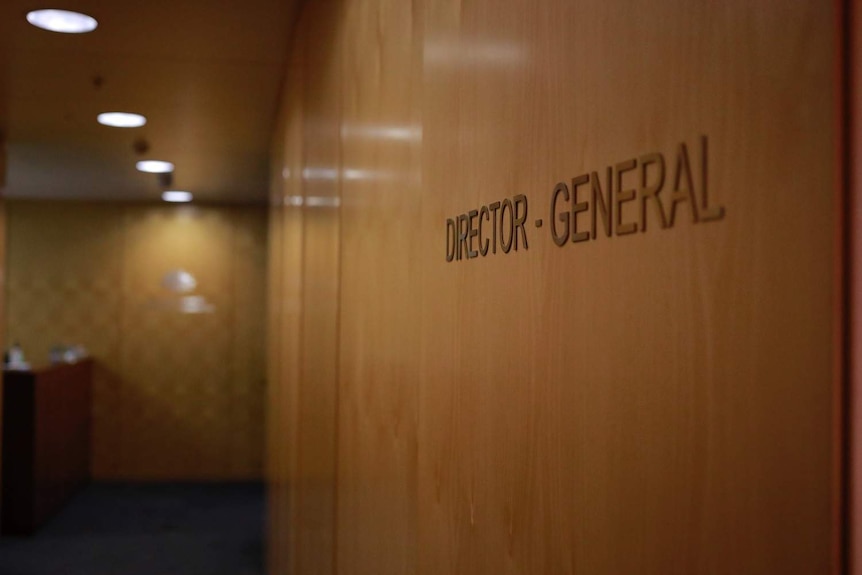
[49,344,87,364]
[5,342,30,371]
[49,345,63,365]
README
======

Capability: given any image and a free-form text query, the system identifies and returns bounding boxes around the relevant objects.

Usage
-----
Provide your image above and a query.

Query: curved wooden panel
[336,1,422,573]
[267,1,842,573]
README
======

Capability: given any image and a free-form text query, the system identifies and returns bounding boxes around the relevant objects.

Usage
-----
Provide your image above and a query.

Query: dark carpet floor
[0,483,265,575]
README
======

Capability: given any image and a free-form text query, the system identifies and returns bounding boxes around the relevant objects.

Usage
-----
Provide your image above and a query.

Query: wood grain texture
[267,30,308,573]
[336,1,422,573]
[267,1,842,573]
[267,57,288,575]
[294,4,342,574]
[268,4,344,574]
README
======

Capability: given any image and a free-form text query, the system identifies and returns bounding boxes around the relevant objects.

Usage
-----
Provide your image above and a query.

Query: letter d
[446,218,456,262]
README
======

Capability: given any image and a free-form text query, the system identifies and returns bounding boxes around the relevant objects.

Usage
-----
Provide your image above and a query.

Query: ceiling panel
[0,0,298,203]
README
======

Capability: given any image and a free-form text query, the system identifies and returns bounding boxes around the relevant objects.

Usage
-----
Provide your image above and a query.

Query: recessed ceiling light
[98,112,147,128]
[26,9,98,34]
[137,160,174,173]
[162,191,193,203]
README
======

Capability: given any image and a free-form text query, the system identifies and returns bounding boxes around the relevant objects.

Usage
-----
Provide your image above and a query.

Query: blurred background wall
[5,201,266,480]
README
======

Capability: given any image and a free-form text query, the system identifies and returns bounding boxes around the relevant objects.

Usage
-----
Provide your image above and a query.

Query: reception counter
[1,359,93,535]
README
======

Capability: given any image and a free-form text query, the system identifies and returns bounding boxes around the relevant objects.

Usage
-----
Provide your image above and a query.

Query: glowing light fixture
[137,160,174,173]
[162,191,192,203]
[26,9,97,33]
[98,112,147,128]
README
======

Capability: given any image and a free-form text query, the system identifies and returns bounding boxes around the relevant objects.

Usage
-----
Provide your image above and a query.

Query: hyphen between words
[445,136,725,262]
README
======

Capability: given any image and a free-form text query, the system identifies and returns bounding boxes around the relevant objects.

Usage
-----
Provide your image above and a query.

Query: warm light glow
[161,269,197,293]
[302,167,339,181]
[282,195,341,208]
[137,160,175,173]
[98,112,147,128]
[26,9,98,33]
[305,196,341,208]
[340,125,422,142]
[162,191,192,203]
[424,40,527,66]
[179,295,215,314]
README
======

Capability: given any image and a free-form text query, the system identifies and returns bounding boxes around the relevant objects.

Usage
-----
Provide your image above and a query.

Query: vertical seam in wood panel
[231,209,239,477]
[410,2,423,570]
[839,0,851,572]
[288,33,305,574]
[288,164,299,575]
[271,206,282,574]
[295,33,311,565]
[296,173,306,575]
[332,16,344,573]
[117,205,129,479]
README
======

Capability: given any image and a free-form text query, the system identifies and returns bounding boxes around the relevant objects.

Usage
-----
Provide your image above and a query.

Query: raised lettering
[571,174,590,243]
[489,202,501,254]
[458,214,468,260]
[639,153,667,232]
[551,182,570,247]
[500,199,514,254]
[467,209,479,258]
[478,206,490,256]
[513,195,529,250]
[669,142,700,227]
[615,159,638,235]
[446,218,456,262]
[698,135,725,222]
[591,168,612,239]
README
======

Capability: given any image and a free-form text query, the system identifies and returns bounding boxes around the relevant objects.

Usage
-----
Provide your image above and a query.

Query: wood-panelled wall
[267,1,843,573]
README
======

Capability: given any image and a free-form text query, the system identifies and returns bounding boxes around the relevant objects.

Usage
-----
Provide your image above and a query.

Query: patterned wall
[6,201,266,480]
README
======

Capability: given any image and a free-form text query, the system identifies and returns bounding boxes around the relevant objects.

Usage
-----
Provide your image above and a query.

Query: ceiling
[0,0,298,203]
